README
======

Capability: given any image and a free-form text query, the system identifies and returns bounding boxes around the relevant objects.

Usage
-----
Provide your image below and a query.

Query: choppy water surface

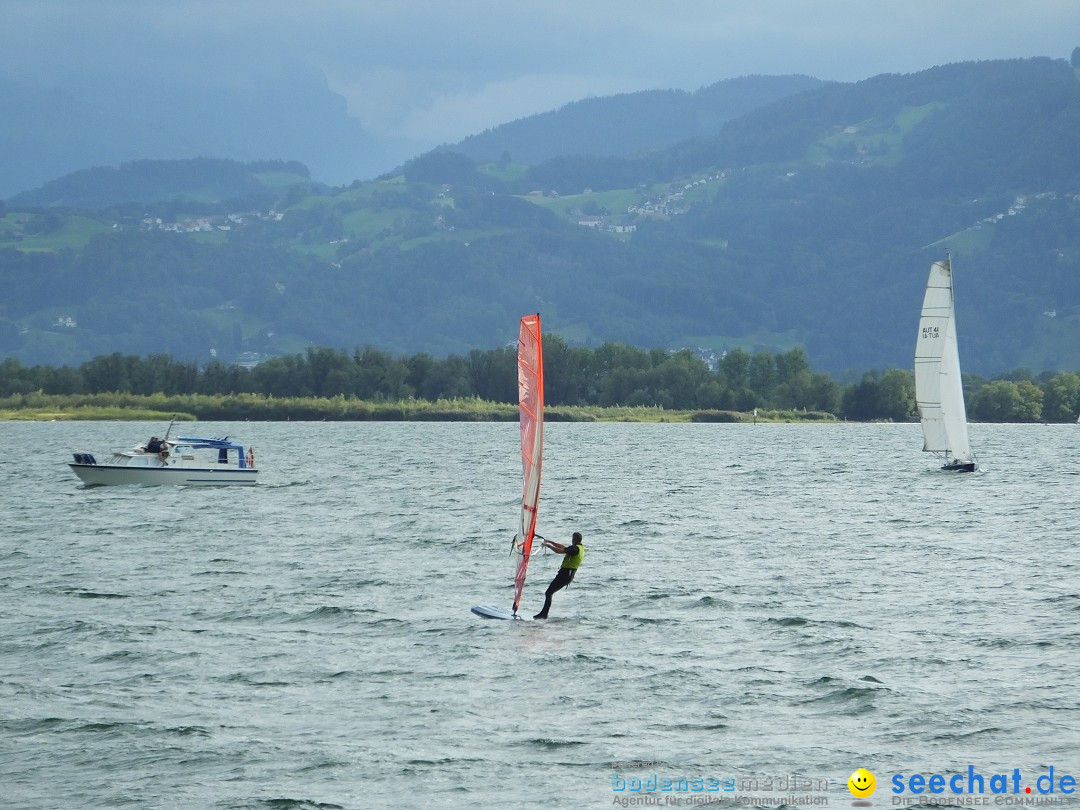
[0,420,1077,809]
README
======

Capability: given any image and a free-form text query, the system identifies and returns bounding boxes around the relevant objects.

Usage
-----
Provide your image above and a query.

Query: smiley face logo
[848,768,876,798]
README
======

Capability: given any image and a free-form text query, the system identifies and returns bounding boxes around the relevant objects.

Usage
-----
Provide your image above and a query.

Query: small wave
[745,678,779,687]
[405,756,485,766]
[219,674,291,687]
[802,685,880,705]
[195,569,248,576]
[2,716,67,735]
[208,609,281,623]
[524,738,588,748]
[316,670,358,681]
[424,670,470,680]
[569,652,616,664]
[930,727,1004,742]
[92,650,146,662]
[972,637,1027,649]
[295,759,350,774]
[362,617,409,629]
[65,589,129,599]
[1042,592,1080,606]
[366,669,415,679]
[285,605,356,622]
[164,725,210,737]
[624,616,672,625]
[693,595,734,609]
[72,721,145,735]
[730,665,786,675]
[258,800,344,810]
[766,615,868,630]
[667,721,729,731]
[264,479,315,489]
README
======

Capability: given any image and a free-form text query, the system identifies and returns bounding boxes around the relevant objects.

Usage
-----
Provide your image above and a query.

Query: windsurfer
[533,532,585,619]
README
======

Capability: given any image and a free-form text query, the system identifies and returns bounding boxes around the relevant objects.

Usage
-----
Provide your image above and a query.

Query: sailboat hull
[942,460,976,472]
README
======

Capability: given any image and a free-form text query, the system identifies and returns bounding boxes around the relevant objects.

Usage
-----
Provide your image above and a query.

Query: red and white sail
[512,313,544,614]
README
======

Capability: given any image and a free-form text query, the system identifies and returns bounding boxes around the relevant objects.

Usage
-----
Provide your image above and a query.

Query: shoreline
[0,395,838,424]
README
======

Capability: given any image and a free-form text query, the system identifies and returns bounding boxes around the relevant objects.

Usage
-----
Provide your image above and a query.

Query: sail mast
[512,313,544,614]
[938,255,973,464]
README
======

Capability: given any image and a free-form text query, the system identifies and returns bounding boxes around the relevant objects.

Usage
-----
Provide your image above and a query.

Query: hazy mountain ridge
[445,74,827,166]
[2,56,1080,376]
[7,158,316,210]
[0,67,404,198]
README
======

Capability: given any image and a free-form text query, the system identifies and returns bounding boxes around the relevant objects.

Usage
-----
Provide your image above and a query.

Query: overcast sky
[4,0,1079,147]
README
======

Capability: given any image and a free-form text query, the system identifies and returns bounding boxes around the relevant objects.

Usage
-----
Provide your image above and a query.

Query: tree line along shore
[1,341,1078,422]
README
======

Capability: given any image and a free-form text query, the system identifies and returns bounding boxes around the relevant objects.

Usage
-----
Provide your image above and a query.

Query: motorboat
[69,432,258,487]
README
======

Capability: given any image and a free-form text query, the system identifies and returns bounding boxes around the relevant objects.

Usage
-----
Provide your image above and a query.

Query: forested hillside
[2,56,1079,376]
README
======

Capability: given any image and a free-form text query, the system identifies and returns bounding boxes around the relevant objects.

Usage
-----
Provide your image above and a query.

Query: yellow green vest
[561,543,585,570]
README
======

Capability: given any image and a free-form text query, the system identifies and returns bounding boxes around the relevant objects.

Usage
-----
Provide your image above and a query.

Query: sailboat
[914,255,977,472]
[471,313,544,619]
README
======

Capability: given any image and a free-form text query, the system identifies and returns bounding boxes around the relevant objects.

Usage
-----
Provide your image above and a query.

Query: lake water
[0,420,1077,809]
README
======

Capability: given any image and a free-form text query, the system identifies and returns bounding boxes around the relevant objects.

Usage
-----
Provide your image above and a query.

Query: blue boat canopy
[175,436,245,451]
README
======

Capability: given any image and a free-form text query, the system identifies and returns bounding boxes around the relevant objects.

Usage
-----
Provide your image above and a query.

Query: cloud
[3,0,1079,150]
[328,69,644,144]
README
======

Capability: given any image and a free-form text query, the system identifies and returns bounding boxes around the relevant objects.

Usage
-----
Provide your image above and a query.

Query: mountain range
[0,67,396,200]
[2,54,1079,377]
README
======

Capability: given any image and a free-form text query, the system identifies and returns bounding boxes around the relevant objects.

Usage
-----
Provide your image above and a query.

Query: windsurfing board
[471,604,532,621]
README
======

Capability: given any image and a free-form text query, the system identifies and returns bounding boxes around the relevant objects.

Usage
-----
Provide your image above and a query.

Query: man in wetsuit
[534,532,585,619]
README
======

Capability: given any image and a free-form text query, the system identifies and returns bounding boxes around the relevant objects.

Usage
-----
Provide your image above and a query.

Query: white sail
[914,257,974,467]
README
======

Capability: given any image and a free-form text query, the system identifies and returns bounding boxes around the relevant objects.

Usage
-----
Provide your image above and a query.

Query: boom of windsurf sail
[511,313,544,615]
